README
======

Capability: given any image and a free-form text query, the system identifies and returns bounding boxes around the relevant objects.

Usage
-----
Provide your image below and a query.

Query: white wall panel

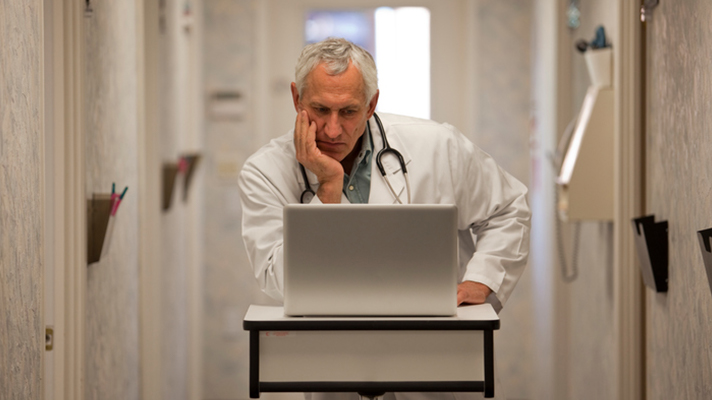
[0,0,44,398]
[84,1,141,398]
[645,1,712,398]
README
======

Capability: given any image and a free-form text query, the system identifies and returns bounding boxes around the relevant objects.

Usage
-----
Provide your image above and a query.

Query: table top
[243,304,499,331]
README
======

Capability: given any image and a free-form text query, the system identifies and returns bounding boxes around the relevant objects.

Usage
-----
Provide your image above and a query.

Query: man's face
[292,62,378,163]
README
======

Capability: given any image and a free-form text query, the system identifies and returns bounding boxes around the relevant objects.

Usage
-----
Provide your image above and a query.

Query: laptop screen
[283,204,458,317]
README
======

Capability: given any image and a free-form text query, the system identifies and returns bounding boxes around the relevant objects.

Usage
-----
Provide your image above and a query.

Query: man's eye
[342,110,356,116]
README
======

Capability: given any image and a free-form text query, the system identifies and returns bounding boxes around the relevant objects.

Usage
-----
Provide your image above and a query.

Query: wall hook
[632,215,668,292]
[697,228,712,297]
[87,194,112,264]
[84,0,94,18]
[162,162,180,211]
[180,153,201,202]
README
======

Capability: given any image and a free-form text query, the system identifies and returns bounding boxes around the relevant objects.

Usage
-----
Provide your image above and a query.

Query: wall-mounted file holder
[584,47,612,88]
[632,215,668,292]
[556,86,614,221]
[163,162,179,211]
[697,228,712,296]
[87,193,113,264]
[555,43,614,221]
[180,153,201,201]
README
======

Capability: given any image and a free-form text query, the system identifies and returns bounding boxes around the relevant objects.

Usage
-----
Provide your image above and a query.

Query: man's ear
[366,90,380,118]
[291,82,301,112]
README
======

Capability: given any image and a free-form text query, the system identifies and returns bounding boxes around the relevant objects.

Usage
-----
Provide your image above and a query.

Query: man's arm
[237,110,345,301]
[238,160,289,301]
[447,127,531,310]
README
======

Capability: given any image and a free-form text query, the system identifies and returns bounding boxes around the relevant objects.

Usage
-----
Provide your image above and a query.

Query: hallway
[2,1,712,399]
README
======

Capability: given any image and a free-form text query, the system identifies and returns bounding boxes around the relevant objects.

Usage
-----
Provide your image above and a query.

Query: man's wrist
[316,179,343,204]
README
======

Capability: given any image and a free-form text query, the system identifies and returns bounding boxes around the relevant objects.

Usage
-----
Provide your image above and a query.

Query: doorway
[256,0,473,145]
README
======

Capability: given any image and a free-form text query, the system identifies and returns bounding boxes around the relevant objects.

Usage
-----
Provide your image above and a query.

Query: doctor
[239,38,530,398]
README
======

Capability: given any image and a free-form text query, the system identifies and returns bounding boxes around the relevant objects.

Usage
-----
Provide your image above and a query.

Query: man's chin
[316,148,345,162]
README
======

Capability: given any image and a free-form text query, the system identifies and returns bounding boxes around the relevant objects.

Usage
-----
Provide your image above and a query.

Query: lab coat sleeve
[237,146,324,302]
[238,162,289,301]
[449,128,531,309]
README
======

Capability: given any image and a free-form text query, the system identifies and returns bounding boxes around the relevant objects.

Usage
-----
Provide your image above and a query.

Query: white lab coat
[238,113,530,312]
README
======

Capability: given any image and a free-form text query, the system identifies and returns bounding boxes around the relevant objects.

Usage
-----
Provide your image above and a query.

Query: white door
[256,0,473,144]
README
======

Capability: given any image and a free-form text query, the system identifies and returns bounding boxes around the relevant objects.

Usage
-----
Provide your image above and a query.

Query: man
[238,38,530,398]
[240,37,529,310]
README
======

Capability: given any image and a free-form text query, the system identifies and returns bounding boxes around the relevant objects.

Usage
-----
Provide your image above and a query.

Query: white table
[243,304,499,398]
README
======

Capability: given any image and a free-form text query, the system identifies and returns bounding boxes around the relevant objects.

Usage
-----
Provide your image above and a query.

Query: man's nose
[323,113,341,139]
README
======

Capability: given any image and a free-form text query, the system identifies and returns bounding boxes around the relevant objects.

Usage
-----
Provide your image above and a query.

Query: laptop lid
[283,204,458,317]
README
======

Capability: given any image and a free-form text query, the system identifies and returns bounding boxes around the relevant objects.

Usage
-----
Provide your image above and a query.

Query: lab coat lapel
[368,118,412,204]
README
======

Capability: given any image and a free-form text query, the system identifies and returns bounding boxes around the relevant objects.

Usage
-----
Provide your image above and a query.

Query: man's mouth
[317,141,344,151]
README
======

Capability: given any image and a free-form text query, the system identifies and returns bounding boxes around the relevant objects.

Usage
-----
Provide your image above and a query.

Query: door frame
[137,0,164,399]
[44,0,87,399]
[613,1,644,399]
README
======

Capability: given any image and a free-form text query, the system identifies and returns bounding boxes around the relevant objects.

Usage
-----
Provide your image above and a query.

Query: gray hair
[295,38,378,104]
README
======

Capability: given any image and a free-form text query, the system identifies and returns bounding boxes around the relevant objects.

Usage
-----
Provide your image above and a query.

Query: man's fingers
[294,110,311,163]
[457,289,466,306]
[295,111,324,169]
[457,281,492,306]
[295,111,306,146]
[308,120,317,143]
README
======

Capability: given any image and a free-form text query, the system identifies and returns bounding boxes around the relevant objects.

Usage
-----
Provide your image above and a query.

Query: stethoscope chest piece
[300,186,315,203]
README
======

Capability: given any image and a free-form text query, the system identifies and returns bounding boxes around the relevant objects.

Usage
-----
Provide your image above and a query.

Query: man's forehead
[308,99,362,109]
[305,62,365,91]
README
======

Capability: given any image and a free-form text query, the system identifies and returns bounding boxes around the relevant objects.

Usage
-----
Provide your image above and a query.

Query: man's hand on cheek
[457,281,493,306]
[294,110,344,203]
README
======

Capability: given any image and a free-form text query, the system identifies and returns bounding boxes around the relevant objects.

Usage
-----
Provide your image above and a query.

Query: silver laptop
[283,204,458,317]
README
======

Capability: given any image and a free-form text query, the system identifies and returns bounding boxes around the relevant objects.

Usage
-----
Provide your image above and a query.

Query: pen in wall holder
[697,228,712,297]
[632,215,668,292]
[87,194,113,264]
[163,162,180,211]
[180,153,201,202]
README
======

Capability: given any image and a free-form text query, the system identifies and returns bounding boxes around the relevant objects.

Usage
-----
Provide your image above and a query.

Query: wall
[471,1,534,398]
[201,1,278,397]
[1,0,200,399]
[84,1,203,398]
[199,1,534,398]
[84,1,141,398]
[158,0,200,397]
[558,1,619,399]
[645,1,712,398]
[0,0,44,398]
[530,0,620,399]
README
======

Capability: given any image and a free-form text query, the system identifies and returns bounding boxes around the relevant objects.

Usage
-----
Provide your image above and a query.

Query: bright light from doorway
[374,7,430,119]
[304,7,431,119]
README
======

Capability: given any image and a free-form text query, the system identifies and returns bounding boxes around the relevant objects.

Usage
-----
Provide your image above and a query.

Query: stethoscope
[299,113,412,204]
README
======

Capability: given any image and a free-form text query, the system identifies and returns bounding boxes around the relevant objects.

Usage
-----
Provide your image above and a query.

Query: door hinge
[85,0,94,18]
[640,0,660,22]
[46,327,54,351]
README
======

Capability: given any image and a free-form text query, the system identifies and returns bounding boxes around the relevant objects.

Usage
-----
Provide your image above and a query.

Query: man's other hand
[457,281,493,306]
